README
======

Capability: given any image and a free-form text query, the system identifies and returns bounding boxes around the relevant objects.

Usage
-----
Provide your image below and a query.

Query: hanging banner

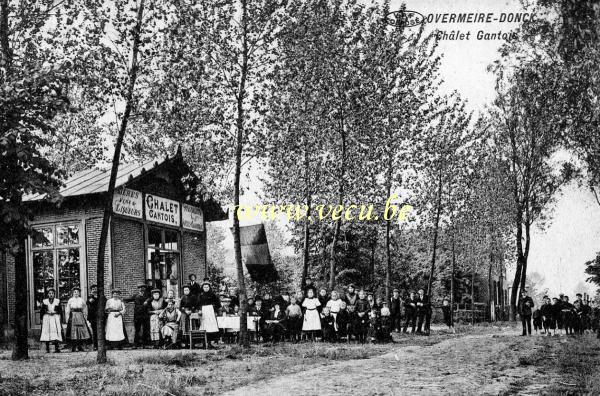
[232,223,278,283]
[112,188,143,219]
[145,194,180,226]
[182,204,204,232]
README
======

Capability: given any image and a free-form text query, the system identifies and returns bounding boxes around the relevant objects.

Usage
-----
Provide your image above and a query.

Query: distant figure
[532,308,542,334]
[518,289,534,336]
[541,296,555,336]
[441,298,455,333]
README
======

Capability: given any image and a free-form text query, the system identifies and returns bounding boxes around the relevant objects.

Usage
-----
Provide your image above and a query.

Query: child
[285,297,303,342]
[321,307,336,342]
[355,289,370,343]
[159,299,181,348]
[301,288,321,341]
[532,308,543,334]
[318,288,329,312]
[65,287,92,352]
[367,309,380,343]
[379,302,393,342]
[105,290,127,349]
[218,297,234,316]
[336,301,350,341]
[347,304,358,342]
[40,288,63,353]
[326,291,343,333]
[540,296,553,336]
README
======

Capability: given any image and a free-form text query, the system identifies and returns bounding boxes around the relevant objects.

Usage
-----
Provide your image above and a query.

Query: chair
[186,313,208,349]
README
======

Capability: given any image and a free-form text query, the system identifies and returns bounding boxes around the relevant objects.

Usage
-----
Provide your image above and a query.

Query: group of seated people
[39,276,417,352]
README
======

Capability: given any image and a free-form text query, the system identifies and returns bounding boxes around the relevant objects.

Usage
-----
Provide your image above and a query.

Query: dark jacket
[197,290,221,311]
[404,297,418,316]
[86,295,98,322]
[518,296,535,316]
[390,297,402,317]
[189,282,202,298]
[179,294,197,312]
[124,293,148,320]
[416,294,429,315]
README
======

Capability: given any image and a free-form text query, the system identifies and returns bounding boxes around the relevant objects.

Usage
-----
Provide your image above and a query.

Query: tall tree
[0,0,81,360]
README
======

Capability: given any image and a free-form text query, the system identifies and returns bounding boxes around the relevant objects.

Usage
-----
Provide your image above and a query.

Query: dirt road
[223,329,579,396]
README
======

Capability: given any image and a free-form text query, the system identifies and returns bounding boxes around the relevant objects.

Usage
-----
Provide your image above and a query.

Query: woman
[105,289,127,349]
[146,288,166,348]
[196,282,221,348]
[39,288,63,353]
[65,287,92,352]
[159,299,181,348]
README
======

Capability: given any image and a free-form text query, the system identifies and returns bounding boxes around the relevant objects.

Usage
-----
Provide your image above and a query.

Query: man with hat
[573,293,585,335]
[518,288,535,336]
[124,283,150,348]
[416,289,429,334]
[390,288,402,332]
[188,274,201,298]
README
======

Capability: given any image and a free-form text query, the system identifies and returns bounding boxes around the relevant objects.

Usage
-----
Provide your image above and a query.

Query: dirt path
[223,329,556,396]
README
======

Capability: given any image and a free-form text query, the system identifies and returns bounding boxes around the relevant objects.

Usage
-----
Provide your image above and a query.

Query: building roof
[25,158,160,201]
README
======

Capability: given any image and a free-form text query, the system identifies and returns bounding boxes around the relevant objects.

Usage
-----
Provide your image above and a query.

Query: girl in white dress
[302,288,321,340]
[105,290,126,348]
[39,288,63,353]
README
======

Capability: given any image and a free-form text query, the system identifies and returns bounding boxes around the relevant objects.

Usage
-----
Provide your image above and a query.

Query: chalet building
[1,152,226,336]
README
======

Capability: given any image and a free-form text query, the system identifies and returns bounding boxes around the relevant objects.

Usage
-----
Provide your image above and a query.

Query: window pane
[33,251,54,310]
[148,227,162,249]
[57,249,80,302]
[146,249,180,298]
[33,228,54,248]
[57,224,79,246]
[164,230,178,251]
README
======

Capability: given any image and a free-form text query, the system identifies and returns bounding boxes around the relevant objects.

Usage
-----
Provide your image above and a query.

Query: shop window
[30,223,83,325]
[146,226,180,298]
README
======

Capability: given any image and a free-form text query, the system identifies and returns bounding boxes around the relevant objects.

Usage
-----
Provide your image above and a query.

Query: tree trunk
[12,245,28,360]
[426,172,443,299]
[301,144,311,290]
[487,255,492,322]
[450,226,456,327]
[328,116,346,290]
[510,217,524,321]
[471,271,475,325]
[234,0,249,348]
[0,0,11,74]
[370,235,377,286]
[385,168,392,302]
[96,0,145,363]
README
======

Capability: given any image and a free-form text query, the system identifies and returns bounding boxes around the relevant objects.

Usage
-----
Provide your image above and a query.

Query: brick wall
[85,216,113,293]
[183,231,206,282]
[111,217,145,326]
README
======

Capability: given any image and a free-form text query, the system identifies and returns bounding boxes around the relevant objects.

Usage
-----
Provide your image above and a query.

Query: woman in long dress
[105,290,127,349]
[302,288,321,340]
[196,282,221,348]
[65,287,92,352]
[159,299,181,348]
[146,288,166,348]
[39,288,63,353]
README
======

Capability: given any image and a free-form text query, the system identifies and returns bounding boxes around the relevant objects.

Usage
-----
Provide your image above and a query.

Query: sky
[217,0,600,297]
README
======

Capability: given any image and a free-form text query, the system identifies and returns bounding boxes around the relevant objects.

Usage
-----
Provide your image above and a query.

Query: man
[416,289,429,334]
[561,295,574,335]
[390,288,402,332]
[124,283,150,348]
[518,289,535,336]
[86,284,98,350]
[573,293,585,335]
[403,291,418,334]
[189,274,201,298]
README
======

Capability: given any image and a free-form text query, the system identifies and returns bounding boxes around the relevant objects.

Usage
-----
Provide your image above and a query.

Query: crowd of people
[38,276,448,352]
[518,289,600,337]
[38,277,599,353]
